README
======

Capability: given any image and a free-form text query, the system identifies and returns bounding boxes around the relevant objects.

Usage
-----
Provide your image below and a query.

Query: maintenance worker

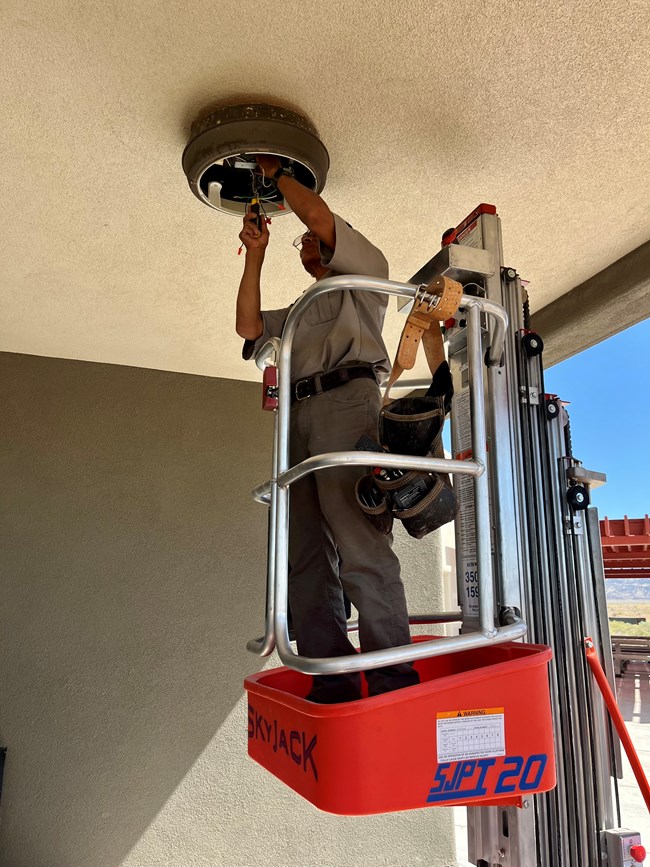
[236,155,419,703]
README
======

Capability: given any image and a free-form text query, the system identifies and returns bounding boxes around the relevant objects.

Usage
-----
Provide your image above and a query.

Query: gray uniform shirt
[243,214,391,382]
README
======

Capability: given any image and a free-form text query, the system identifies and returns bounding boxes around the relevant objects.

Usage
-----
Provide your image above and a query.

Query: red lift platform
[245,638,555,815]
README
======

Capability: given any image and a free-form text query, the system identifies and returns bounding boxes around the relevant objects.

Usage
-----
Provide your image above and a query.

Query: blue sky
[543,318,650,519]
[444,318,650,518]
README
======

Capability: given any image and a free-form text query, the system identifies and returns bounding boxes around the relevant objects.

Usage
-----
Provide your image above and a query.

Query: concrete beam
[530,240,650,367]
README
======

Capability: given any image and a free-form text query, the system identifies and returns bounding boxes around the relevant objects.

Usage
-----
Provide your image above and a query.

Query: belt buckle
[294,378,311,401]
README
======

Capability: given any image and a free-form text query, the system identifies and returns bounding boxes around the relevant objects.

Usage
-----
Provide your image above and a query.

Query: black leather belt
[291,366,377,404]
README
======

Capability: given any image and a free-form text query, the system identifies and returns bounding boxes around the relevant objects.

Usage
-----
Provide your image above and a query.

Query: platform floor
[453,663,650,865]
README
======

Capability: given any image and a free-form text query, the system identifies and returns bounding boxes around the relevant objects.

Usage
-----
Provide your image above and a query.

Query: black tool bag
[355,281,461,539]
[380,393,445,456]
[376,384,458,539]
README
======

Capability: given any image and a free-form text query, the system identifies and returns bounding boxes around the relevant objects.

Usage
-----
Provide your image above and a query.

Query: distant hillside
[605,578,650,602]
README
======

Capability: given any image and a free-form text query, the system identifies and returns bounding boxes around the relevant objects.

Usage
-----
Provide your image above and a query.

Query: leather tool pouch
[377,394,458,539]
[379,394,444,457]
[392,474,458,539]
[355,278,462,539]
[355,475,394,536]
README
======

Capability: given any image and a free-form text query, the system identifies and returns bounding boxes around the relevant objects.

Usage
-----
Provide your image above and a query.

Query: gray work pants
[288,376,419,700]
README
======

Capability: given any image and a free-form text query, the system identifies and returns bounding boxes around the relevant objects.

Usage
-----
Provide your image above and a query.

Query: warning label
[453,389,473,455]
[457,219,483,249]
[437,708,506,763]
[451,386,495,619]
[452,389,479,617]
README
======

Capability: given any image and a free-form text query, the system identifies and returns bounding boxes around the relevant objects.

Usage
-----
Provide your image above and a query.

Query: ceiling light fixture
[182,103,330,218]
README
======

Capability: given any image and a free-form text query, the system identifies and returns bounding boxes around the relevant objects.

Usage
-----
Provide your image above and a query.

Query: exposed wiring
[232,193,278,201]
[462,282,484,295]
[260,166,275,190]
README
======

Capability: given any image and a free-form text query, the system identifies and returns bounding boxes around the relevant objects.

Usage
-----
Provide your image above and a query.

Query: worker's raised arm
[235,210,267,340]
[256,155,336,250]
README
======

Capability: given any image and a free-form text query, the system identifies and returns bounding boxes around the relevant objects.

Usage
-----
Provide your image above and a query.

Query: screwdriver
[250,197,262,231]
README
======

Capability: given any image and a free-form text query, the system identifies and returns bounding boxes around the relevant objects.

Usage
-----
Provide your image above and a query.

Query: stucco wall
[0,352,454,867]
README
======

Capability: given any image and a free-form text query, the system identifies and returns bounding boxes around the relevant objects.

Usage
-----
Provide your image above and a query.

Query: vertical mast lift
[246,205,646,866]
[415,204,643,866]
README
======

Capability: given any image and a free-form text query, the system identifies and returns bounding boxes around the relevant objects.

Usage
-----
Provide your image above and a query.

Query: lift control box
[604,829,646,867]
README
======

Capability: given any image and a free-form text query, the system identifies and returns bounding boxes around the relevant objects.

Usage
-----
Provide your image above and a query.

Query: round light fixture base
[182,103,330,217]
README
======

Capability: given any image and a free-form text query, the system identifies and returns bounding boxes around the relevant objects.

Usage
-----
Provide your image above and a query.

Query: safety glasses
[292,232,317,250]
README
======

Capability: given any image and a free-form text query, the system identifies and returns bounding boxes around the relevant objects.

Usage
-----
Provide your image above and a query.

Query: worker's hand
[239,208,269,252]
[256,154,282,179]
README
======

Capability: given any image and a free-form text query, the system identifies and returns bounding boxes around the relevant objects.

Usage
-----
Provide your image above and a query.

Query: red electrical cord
[584,637,650,814]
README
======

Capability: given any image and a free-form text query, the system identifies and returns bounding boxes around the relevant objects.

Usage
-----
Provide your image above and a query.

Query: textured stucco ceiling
[2,0,650,382]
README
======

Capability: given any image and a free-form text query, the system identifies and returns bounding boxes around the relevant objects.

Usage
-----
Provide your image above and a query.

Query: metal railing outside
[247,274,526,674]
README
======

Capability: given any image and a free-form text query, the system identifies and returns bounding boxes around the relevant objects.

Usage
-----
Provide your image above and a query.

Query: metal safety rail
[247,274,526,676]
